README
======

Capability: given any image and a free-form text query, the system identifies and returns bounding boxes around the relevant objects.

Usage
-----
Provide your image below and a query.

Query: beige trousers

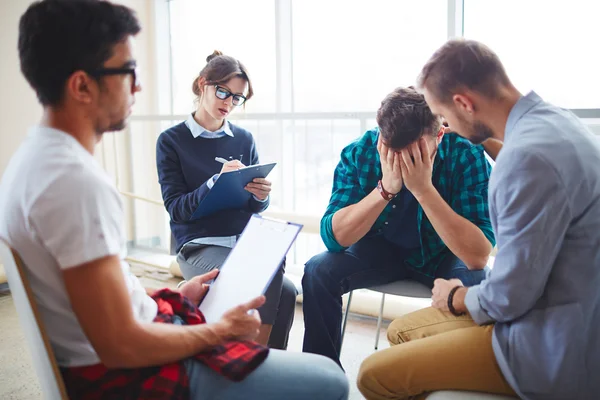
[357,307,517,400]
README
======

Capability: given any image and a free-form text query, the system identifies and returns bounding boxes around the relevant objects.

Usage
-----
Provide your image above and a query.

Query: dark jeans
[301,236,488,366]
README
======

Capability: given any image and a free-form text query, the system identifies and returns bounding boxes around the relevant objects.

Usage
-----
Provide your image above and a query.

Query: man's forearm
[104,321,226,368]
[331,188,388,248]
[415,187,491,269]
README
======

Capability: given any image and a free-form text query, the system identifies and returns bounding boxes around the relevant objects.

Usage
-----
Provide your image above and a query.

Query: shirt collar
[29,125,94,161]
[505,91,543,144]
[185,113,234,138]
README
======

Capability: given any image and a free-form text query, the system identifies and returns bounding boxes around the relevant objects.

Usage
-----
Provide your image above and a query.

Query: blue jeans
[302,236,488,366]
[171,317,348,399]
[184,350,348,400]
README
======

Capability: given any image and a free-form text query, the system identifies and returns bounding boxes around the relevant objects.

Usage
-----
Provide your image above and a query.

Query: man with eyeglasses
[302,86,496,367]
[0,1,348,399]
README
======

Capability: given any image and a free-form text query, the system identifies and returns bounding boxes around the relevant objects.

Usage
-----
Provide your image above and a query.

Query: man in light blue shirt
[358,39,600,400]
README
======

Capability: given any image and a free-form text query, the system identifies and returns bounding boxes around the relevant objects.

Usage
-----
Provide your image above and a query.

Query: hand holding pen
[214,157,271,201]
[215,157,245,173]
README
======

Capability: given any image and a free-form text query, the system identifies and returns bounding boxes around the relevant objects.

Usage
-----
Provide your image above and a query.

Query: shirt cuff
[465,285,495,325]
[206,174,220,189]
[252,194,269,203]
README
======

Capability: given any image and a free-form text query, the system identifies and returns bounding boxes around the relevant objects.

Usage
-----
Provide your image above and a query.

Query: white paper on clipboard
[198,214,303,323]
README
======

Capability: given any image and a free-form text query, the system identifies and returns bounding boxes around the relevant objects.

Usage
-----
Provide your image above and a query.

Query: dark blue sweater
[156,121,269,252]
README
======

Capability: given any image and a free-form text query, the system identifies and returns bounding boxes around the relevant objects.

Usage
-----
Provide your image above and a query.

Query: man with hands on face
[358,40,600,400]
[301,86,495,367]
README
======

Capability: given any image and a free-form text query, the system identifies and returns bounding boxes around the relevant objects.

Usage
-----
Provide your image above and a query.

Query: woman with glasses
[156,51,297,349]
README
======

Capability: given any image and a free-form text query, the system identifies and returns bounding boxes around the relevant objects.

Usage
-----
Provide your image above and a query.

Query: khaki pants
[357,307,517,400]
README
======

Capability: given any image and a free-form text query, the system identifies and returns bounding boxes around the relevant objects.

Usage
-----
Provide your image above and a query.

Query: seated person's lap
[305,236,487,294]
[177,243,293,326]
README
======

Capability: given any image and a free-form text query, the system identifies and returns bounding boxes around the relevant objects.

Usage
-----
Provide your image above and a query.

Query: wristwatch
[377,180,397,201]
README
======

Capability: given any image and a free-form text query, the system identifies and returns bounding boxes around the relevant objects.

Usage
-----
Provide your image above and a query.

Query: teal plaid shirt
[321,128,495,277]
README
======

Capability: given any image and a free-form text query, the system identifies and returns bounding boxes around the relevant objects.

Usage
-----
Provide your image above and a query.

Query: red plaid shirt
[61,289,269,399]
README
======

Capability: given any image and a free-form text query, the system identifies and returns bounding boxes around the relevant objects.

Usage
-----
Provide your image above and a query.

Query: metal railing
[99,112,600,270]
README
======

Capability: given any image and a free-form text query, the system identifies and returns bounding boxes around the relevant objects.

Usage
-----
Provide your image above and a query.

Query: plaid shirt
[321,128,495,277]
[61,289,268,400]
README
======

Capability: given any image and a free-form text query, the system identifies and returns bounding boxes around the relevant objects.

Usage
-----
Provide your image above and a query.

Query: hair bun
[206,50,223,63]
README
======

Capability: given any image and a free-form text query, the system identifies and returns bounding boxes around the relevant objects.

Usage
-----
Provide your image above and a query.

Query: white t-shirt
[0,126,158,367]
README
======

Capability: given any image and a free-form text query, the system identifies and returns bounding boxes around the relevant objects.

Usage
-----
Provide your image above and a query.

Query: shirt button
[385,222,389,225]
[392,205,396,208]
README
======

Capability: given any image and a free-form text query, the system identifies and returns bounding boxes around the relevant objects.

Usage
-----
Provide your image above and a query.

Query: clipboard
[190,162,277,220]
[198,214,303,323]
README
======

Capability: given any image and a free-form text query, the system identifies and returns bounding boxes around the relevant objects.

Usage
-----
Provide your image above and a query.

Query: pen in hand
[215,157,229,164]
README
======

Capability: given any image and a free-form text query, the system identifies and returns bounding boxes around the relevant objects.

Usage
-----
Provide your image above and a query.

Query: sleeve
[451,145,496,247]
[247,135,270,213]
[465,150,571,325]
[156,133,213,223]
[29,169,123,269]
[320,147,363,252]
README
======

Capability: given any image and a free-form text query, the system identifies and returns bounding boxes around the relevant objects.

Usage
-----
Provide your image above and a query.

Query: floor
[0,262,392,400]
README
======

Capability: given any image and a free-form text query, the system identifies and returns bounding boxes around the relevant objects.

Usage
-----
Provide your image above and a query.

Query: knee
[310,355,349,399]
[387,318,408,346]
[281,276,298,304]
[357,353,389,400]
[280,277,298,309]
[303,251,340,283]
[303,252,329,277]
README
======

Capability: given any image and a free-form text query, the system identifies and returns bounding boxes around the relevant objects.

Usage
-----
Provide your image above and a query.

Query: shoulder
[340,128,378,163]
[33,159,121,218]
[228,122,255,142]
[441,133,488,165]
[157,121,189,145]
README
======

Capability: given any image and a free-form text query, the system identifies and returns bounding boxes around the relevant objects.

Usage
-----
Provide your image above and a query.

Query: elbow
[464,253,490,271]
[165,203,186,224]
[96,344,140,369]
[93,327,147,368]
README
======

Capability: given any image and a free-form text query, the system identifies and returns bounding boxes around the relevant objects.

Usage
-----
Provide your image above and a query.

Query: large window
[169,0,276,114]
[113,0,600,261]
[464,0,600,108]
[292,0,448,112]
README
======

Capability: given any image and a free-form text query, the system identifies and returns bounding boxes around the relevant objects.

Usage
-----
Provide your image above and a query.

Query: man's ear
[436,126,445,145]
[66,71,95,105]
[452,93,474,115]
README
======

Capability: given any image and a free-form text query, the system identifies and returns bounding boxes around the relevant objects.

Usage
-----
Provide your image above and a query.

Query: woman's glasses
[214,85,247,106]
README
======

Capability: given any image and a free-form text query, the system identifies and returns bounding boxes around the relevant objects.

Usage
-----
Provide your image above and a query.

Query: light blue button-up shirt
[182,113,265,250]
[465,92,600,399]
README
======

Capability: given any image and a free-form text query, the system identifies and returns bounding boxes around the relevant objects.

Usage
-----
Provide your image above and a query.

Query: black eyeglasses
[214,85,247,106]
[88,67,139,90]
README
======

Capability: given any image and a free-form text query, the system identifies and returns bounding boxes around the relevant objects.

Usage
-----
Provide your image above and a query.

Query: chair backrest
[0,238,69,400]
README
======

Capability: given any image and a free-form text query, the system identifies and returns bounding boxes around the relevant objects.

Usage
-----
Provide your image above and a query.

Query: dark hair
[18,0,141,106]
[418,39,511,104]
[192,50,254,102]
[376,87,441,150]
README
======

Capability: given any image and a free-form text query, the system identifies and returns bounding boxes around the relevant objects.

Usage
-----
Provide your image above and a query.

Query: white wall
[0,0,42,176]
[0,0,156,177]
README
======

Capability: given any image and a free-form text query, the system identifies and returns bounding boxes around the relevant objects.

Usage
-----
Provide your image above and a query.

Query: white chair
[341,279,432,350]
[0,239,69,400]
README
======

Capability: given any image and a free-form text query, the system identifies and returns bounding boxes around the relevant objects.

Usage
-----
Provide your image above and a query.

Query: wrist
[378,179,400,201]
[412,183,436,202]
[206,322,229,345]
[450,287,468,315]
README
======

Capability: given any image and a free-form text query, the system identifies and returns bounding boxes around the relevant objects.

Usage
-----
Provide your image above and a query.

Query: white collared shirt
[185,113,234,139]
